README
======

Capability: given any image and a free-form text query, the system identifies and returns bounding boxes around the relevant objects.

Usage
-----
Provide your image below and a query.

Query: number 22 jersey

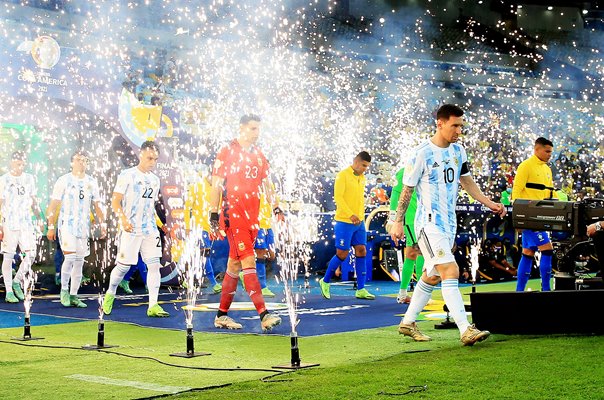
[114,167,160,235]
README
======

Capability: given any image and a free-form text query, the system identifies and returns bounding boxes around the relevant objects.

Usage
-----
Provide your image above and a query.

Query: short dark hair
[11,151,26,161]
[141,140,160,154]
[71,150,88,162]
[535,137,553,147]
[436,104,464,121]
[239,114,261,125]
[356,151,371,162]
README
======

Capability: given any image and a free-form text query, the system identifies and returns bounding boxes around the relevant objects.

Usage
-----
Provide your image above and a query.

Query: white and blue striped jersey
[114,167,160,235]
[403,140,469,236]
[0,172,36,230]
[51,173,101,238]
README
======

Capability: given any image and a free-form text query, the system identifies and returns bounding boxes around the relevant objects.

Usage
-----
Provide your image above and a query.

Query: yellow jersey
[512,155,557,201]
[184,178,212,232]
[258,193,272,229]
[334,166,366,223]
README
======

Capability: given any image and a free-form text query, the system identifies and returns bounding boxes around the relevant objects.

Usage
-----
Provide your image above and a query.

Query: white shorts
[117,231,162,265]
[59,230,90,257]
[416,223,456,277]
[1,228,36,254]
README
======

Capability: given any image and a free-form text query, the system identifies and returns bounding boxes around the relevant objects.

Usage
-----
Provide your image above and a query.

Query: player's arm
[208,175,225,237]
[0,198,4,241]
[389,185,414,242]
[460,175,506,217]
[262,178,284,221]
[31,196,44,232]
[111,192,133,233]
[511,162,528,201]
[46,199,61,240]
[92,200,107,239]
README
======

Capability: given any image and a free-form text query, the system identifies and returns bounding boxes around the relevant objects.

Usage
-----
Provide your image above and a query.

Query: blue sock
[324,255,345,283]
[256,259,267,289]
[540,251,553,291]
[516,254,533,291]
[138,262,148,284]
[204,257,218,286]
[354,256,367,290]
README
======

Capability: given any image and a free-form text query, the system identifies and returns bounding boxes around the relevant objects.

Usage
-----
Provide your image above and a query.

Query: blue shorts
[334,221,367,250]
[199,230,212,248]
[255,228,275,250]
[521,230,551,250]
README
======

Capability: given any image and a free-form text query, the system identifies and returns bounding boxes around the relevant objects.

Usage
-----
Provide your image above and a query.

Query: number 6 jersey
[402,140,470,236]
[212,139,269,229]
[0,172,36,231]
[114,167,160,235]
[51,173,102,238]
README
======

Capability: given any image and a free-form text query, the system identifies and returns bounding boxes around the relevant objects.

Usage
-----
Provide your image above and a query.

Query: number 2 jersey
[402,140,470,236]
[114,167,160,235]
[213,139,269,229]
[0,172,36,231]
[51,173,101,238]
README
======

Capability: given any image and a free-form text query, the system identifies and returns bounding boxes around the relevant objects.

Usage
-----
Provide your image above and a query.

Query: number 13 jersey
[402,140,469,236]
[0,172,36,231]
[114,167,160,235]
[213,139,269,229]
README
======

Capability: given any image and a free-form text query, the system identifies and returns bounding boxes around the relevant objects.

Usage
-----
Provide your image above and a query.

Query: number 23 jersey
[114,167,160,235]
[213,139,269,229]
[402,140,469,235]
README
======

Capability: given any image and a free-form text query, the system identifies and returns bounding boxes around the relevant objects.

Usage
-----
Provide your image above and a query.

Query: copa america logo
[30,35,61,69]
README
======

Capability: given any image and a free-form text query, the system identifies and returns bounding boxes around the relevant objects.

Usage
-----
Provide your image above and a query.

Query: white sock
[402,278,435,325]
[107,263,131,295]
[70,256,85,296]
[61,253,77,292]
[14,252,32,284]
[441,278,470,335]
[1,254,14,293]
[146,262,161,308]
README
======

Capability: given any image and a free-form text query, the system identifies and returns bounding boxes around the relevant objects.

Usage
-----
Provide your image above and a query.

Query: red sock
[218,271,239,313]
[242,268,266,315]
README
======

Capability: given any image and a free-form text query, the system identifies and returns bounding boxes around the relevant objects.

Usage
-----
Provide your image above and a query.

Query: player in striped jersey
[0,151,44,303]
[46,151,106,308]
[390,104,506,346]
[103,141,169,318]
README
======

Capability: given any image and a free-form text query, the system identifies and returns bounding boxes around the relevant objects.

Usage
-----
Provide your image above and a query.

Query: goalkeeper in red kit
[209,114,283,331]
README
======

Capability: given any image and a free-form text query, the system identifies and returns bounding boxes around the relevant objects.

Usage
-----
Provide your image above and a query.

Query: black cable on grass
[0,339,288,373]
[379,385,428,396]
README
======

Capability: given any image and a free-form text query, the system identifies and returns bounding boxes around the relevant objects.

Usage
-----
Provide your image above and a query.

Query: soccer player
[102,141,169,317]
[390,104,506,346]
[0,151,44,303]
[184,165,221,294]
[386,167,424,304]
[319,151,375,300]
[46,150,106,307]
[512,137,556,292]
[209,114,282,331]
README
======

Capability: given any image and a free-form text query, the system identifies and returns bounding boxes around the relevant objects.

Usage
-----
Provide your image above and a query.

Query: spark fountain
[470,240,481,294]
[82,294,117,350]
[13,268,43,341]
[170,225,210,358]
[273,211,319,370]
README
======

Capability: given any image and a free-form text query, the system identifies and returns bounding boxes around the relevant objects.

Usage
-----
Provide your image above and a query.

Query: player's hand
[587,223,599,237]
[47,228,56,241]
[389,221,405,245]
[209,212,224,240]
[350,215,361,225]
[273,206,285,223]
[489,202,507,217]
[120,218,134,233]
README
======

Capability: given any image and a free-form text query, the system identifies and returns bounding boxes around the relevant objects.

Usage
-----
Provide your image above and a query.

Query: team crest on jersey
[257,157,263,166]
[453,158,459,166]
[436,249,445,258]
[238,242,246,251]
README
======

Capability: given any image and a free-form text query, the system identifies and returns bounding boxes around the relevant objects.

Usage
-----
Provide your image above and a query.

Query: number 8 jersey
[402,140,470,236]
[212,139,269,229]
[0,172,36,231]
[114,167,160,235]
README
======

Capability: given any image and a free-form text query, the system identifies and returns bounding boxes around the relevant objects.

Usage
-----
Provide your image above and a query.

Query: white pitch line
[66,374,191,394]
